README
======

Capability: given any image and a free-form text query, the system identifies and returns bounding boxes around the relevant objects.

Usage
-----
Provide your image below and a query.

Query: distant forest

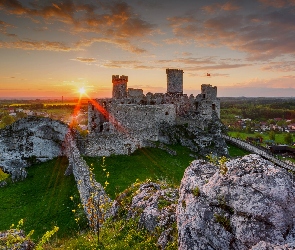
[220,97,295,121]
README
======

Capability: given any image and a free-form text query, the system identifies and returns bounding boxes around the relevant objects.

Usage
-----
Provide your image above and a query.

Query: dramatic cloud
[0,0,155,38]
[167,3,295,61]
[0,0,154,54]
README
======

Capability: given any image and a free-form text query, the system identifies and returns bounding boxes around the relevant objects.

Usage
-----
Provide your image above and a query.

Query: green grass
[50,179,178,250]
[84,144,194,199]
[228,131,292,145]
[0,157,87,240]
[227,143,250,158]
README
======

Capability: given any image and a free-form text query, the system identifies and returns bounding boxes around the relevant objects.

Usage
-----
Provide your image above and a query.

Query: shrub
[0,168,9,182]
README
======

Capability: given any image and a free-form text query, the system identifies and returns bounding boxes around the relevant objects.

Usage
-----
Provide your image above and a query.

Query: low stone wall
[223,135,295,172]
[63,131,110,227]
[84,132,141,157]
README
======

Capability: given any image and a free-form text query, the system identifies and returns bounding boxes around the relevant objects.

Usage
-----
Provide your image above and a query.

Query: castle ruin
[87,69,221,156]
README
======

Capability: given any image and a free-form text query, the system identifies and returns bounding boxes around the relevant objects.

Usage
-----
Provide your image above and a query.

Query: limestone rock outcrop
[110,181,178,249]
[177,154,295,250]
[0,117,69,180]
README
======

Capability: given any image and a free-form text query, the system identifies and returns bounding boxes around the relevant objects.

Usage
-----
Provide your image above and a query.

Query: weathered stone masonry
[87,69,222,157]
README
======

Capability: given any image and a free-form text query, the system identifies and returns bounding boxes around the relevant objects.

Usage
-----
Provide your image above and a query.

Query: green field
[228,131,292,145]
[84,144,194,199]
[226,142,250,157]
[0,157,86,240]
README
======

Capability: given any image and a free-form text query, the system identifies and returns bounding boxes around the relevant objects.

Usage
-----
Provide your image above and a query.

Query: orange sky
[0,0,295,98]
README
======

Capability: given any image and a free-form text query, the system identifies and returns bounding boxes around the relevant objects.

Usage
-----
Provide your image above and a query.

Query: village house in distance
[86,69,224,156]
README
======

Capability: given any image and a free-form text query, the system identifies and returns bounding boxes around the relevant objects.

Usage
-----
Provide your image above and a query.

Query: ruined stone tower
[112,75,128,99]
[166,69,183,94]
[201,84,217,100]
[196,84,220,118]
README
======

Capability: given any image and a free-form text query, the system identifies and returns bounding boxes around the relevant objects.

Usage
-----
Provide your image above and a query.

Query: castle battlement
[166,69,184,74]
[112,75,128,83]
[112,75,128,99]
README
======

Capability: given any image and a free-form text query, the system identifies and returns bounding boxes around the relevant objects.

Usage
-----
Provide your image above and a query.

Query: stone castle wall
[109,104,176,141]
[85,132,141,157]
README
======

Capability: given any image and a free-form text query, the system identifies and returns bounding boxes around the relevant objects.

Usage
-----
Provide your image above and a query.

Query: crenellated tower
[112,75,128,99]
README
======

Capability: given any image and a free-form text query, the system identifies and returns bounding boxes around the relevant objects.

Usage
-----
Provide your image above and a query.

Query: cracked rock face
[177,154,295,250]
[0,117,69,181]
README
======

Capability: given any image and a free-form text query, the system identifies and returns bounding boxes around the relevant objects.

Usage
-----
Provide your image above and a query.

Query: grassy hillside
[0,142,249,248]
[0,157,87,240]
[84,144,194,199]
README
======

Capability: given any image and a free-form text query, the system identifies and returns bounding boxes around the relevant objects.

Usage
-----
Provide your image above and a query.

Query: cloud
[234,76,295,89]
[75,37,147,54]
[181,52,193,57]
[202,1,240,13]
[100,59,156,69]
[52,3,62,11]
[72,57,97,64]
[258,0,295,8]
[163,37,191,45]
[0,1,154,54]
[0,0,27,15]
[156,57,250,71]
[261,61,295,72]
[0,0,155,39]
[0,39,76,51]
[167,4,295,61]
[0,20,15,36]
[0,35,146,54]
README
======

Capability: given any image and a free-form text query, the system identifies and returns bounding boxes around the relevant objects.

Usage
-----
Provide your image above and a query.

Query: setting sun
[79,87,86,95]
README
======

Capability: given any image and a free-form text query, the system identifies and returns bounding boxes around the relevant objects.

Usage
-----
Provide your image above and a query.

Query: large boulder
[177,154,295,249]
